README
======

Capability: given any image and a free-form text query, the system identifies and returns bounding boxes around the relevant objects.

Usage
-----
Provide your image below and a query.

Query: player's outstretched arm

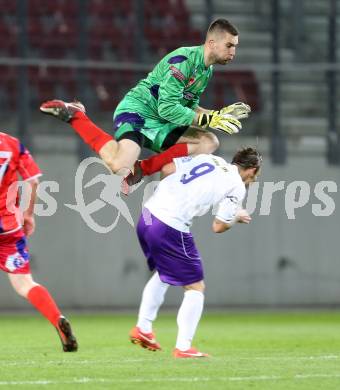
[212,218,232,233]
[218,102,251,119]
[195,110,242,135]
[235,208,252,224]
[195,102,251,120]
[193,101,251,135]
[212,209,251,233]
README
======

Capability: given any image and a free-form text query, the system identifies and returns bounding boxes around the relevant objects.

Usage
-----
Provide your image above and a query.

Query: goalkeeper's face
[211,32,238,65]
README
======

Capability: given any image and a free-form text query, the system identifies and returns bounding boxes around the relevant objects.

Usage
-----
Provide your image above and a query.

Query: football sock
[140,143,188,176]
[176,290,204,351]
[27,285,61,327]
[137,272,169,333]
[70,111,114,153]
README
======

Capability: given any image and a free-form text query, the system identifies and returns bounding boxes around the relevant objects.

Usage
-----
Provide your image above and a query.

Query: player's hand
[219,102,251,119]
[197,112,241,134]
[235,208,251,224]
[23,214,36,237]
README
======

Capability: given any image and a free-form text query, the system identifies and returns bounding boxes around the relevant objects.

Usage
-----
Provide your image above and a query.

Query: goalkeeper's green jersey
[113,45,213,152]
[125,45,213,126]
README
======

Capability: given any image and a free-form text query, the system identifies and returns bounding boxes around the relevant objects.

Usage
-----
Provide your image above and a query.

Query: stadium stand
[1,0,338,137]
[0,0,259,122]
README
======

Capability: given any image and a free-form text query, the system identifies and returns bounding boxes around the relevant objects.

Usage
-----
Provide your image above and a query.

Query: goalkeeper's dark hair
[207,19,238,36]
[232,147,262,173]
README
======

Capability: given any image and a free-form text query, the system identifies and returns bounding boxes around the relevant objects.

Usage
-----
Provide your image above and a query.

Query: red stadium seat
[143,0,199,57]
[40,19,77,58]
[0,66,17,109]
[29,0,77,16]
[0,22,17,56]
[88,0,115,17]
[29,66,78,104]
[0,0,16,13]
[89,69,122,111]
[27,21,45,50]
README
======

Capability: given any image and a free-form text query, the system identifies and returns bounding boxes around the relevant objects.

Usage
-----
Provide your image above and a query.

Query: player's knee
[99,146,123,174]
[184,280,205,292]
[199,281,206,292]
[13,283,30,298]
[204,133,220,152]
[197,133,219,154]
[103,157,127,175]
[10,275,38,298]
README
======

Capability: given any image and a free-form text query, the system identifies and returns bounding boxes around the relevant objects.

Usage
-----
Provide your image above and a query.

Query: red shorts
[0,229,31,274]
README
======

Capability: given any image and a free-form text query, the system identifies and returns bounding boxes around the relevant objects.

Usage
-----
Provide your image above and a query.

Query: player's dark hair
[207,19,238,36]
[232,147,262,173]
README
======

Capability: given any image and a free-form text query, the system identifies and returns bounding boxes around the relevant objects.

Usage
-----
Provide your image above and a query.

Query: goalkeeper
[40,18,250,187]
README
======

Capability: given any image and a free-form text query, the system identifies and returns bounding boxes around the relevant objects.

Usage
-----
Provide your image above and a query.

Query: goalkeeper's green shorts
[112,95,188,153]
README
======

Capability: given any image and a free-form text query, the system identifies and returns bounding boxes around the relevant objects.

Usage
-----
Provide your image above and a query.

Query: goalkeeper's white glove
[219,102,251,119]
[198,111,241,134]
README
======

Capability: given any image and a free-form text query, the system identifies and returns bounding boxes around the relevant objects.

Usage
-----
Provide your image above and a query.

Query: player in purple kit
[129,147,262,358]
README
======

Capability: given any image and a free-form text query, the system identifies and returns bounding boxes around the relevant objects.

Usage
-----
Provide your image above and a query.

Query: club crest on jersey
[169,66,185,81]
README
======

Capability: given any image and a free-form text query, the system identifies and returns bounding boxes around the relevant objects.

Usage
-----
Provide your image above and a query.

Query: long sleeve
[157,59,196,126]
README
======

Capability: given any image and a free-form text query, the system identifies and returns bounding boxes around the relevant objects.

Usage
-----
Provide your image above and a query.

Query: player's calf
[188,131,220,154]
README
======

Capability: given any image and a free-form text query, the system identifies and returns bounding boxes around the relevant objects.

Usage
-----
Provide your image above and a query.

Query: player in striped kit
[0,132,77,352]
[129,147,262,358]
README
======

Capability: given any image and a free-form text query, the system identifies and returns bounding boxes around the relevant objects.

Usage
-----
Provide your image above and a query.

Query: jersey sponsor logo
[169,66,186,81]
[65,157,135,233]
[5,252,28,272]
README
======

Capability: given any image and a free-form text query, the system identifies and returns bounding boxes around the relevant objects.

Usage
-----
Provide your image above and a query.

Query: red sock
[140,143,189,176]
[27,285,61,327]
[70,111,114,153]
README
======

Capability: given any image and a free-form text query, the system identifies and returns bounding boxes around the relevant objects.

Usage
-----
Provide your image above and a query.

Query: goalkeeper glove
[218,102,251,119]
[198,111,241,134]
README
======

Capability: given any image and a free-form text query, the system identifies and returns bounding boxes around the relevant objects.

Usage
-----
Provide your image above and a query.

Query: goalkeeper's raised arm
[193,102,251,135]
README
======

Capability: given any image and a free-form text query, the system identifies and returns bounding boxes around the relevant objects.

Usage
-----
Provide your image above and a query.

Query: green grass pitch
[1,312,340,389]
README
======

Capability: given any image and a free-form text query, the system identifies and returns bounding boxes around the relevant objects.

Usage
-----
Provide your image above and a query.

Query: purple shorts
[136,210,204,286]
